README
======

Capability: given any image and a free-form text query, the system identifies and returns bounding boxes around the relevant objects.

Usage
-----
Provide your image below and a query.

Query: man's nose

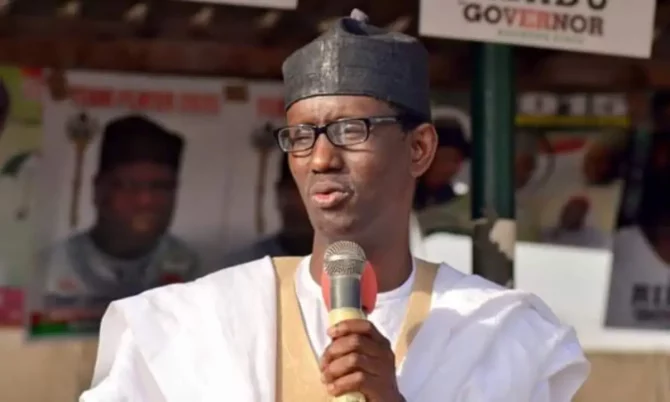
[135,187,160,206]
[309,134,344,173]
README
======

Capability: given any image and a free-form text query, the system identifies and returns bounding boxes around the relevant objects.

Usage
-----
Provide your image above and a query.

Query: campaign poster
[27,70,233,338]
[605,93,670,330]
[0,66,42,326]
[415,91,629,251]
[419,0,656,58]
[219,81,313,266]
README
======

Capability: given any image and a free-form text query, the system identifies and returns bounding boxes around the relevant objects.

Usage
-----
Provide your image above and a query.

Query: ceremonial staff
[66,112,98,229]
[251,121,278,235]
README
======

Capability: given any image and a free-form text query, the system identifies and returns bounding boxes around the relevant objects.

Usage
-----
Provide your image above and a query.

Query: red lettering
[115,90,136,108]
[153,91,175,112]
[536,10,550,29]
[66,86,218,114]
[70,86,113,107]
[503,7,518,25]
[520,9,534,28]
[179,93,221,114]
[137,92,152,109]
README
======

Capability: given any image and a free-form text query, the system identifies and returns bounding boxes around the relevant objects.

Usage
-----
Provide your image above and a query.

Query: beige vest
[273,257,438,401]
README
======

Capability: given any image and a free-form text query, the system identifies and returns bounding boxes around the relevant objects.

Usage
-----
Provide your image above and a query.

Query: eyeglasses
[273,116,404,153]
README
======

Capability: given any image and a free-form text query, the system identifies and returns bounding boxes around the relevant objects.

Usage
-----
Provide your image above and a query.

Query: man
[417,131,542,240]
[413,119,470,211]
[542,196,610,249]
[80,10,588,401]
[39,115,199,314]
[580,132,627,187]
[225,154,313,264]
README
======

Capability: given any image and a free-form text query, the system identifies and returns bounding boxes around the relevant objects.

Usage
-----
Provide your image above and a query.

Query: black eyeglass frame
[273,115,408,153]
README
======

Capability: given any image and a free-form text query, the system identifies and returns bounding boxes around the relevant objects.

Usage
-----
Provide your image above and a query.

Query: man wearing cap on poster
[40,115,199,313]
[413,119,470,211]
[414,120,472,235]
[81,10,588,402]
[542,195,610,249]
[225,154,313,265]
[417,130,542,239]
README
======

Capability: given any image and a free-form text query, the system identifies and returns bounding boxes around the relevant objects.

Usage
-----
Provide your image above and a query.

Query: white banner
[177,0,297,9]
[419,0,656,58]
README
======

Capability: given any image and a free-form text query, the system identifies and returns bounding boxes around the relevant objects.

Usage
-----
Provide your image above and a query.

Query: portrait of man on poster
[38,114,199,313]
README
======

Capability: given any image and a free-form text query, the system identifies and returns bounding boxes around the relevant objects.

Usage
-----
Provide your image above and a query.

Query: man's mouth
[311,190,351,209]
[309,182,351,209]
[131,215,161,232]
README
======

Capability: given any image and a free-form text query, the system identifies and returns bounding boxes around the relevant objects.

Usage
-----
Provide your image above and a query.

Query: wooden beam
[2,23,670,90]
[0,36,463,85]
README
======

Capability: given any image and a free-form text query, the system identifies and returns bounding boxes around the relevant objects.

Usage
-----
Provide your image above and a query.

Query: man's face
[285,95,435,243]
[94,161,178,244]
[559,199,589,230]
[423,147,463,188]
[582,144,613,185]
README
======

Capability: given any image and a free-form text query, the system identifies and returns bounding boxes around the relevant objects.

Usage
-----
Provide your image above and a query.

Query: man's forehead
[286,95,394,124]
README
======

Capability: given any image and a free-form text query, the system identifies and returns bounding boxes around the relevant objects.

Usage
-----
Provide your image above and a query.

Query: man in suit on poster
[38,115,199,313]
[541,196,610,249]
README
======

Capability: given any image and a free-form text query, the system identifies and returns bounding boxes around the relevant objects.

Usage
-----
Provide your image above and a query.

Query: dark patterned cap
[98,115,184,175]
[282,9,431,121]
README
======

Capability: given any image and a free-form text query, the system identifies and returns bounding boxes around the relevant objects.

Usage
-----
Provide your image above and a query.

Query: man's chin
[131,218,164,234]
[127,227,165,245]
[312,212,363,242]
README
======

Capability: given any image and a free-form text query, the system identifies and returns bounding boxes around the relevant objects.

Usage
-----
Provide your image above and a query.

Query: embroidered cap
[282,9,431,121]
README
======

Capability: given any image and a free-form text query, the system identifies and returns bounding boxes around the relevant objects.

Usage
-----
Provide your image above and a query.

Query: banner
[0,67,42,326]
[419,0,656,58]
[27,71,247,338]
[415,91,629,252]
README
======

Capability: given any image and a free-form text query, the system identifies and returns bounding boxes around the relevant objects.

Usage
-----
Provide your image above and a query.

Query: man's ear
[408,123,438,179]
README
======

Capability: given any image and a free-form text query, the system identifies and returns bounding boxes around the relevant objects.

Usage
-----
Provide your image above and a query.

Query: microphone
[322,241,378,402]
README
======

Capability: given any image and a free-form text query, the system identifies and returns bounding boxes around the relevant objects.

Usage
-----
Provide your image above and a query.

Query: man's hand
[320,319,405,402]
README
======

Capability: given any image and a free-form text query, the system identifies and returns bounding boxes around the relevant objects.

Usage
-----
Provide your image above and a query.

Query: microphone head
[324,241,366,278]
[322,241,377,313]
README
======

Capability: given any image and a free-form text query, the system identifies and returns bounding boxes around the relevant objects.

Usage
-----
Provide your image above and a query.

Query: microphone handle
[328,307,367,402]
